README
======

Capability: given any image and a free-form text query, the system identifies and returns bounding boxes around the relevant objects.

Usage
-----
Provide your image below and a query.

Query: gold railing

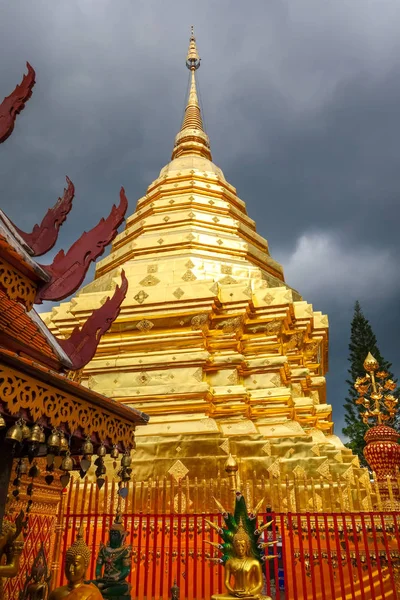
[64,471,399,515]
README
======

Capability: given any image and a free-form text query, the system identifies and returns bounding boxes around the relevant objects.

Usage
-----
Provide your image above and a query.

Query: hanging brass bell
[121,453,132,468]
[110,445,119,459]
[0,414,6,430]
[82,437,93,456]
[59,434,69,455]
[61,453,74,472]
[47,430,61,452]
[5,422,23,444]
[29,424,42,444]
[21,421,31,440]
[39,429,46,444]
[97,443,107,457]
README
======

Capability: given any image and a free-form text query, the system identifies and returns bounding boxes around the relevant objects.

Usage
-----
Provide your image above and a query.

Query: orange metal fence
[58,510,400,600]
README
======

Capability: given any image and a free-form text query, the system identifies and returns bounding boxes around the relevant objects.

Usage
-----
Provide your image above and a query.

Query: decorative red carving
[14,177,75,256]
[0,62,35,143]
[35,187,128,303]
[57,270,128,369]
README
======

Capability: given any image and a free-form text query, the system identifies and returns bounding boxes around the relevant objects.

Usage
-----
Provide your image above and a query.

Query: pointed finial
[186,26,201,71]
[225,453,238,473]
[364,352,379,373]
[171,27,212,160]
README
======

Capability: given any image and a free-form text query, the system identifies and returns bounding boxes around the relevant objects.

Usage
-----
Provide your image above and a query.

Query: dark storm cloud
[1,0,399,435]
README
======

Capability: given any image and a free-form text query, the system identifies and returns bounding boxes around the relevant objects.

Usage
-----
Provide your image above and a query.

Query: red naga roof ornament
[14,177,75,256]
[0,62,35,143]
[0,62,131,372]
[58,271,128,370]
[35,187,128,304]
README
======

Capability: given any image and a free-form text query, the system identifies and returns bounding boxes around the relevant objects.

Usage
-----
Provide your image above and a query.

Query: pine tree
[342,301,398,467]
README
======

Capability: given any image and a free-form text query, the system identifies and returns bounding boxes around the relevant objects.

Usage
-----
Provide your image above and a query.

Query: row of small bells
[2,417,133,493]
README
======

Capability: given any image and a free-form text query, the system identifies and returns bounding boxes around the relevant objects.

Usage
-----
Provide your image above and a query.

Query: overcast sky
[1,0,399,436]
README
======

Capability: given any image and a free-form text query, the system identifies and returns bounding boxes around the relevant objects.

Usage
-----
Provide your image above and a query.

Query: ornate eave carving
[0,256,37,310]
[0,349,148,450]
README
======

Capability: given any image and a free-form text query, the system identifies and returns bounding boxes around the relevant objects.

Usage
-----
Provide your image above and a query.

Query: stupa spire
[171,27,212,161]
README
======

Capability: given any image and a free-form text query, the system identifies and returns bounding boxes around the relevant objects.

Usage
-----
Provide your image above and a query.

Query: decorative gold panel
[0,257,36,310]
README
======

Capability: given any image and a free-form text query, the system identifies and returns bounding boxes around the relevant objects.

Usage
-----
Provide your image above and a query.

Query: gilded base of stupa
[133,428,358,483]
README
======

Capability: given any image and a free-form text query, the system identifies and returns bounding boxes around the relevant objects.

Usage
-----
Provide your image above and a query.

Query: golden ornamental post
[224,454,238,508]
[354,352,400,509]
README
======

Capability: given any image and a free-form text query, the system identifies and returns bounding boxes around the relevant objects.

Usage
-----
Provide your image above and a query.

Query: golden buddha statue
[210,492,275,600]
[222,523,264,599]
[0,509,25,600]
[48,525,102,600]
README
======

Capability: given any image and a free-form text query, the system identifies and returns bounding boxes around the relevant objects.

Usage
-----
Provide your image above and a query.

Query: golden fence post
[80,477,88,514]
[252,471,257,509]
[373,472,383,511]
[365,479,373,511]
[336,474,345,512]
[346,480,354,512]
[328,479,336,512]
[355,473,362,511]
[194,477,199,514]
[140,481,145,513]
[261,475,266,508]
[319,477,325,511]
[147,478,153,514]
[236,461,241,492]
[303,475,309,512]
[245,479,252,511]
[202,479,206,514]
[162,477,167,514]
[154,477,159,515]
[277,474,284,511]
[50,487,68,589]
[293,474,301,512]
[177,478,182,514]
[170,477,175,514]
[285,475,292,512]
[387,475,395,510]
[185,476,190,512]
[311,478,317,512]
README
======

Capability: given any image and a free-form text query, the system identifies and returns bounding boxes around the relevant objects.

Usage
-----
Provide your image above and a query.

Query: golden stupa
[43,29,360,488]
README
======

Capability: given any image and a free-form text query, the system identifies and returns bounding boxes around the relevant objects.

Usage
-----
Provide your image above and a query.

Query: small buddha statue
[210,491,275,600]
[0,509,25,600]
[48,525,102,600]
[216,523,264,600]
[19,543,51,600]
[91,509,131,600]
[170,580,179,600]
